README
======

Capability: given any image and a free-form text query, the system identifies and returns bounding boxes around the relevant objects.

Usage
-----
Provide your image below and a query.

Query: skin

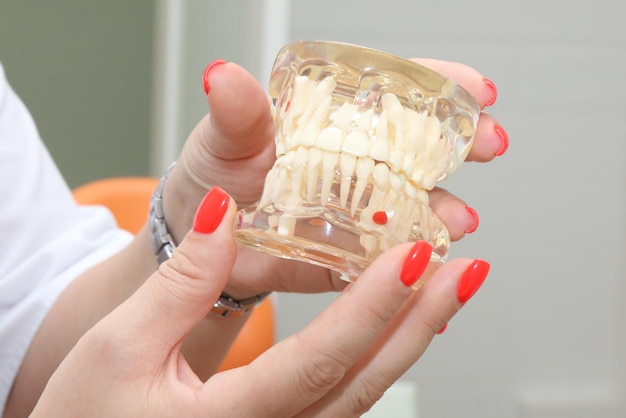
[4,58,504,417]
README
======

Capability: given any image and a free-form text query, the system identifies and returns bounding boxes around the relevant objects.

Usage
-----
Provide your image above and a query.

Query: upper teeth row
[276,75,454,191]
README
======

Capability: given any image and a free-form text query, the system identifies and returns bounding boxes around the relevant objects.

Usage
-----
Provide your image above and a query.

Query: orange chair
[72,177,275,371]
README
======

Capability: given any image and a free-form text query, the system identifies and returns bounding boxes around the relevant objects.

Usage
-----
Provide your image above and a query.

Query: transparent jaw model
[235,41,480,281]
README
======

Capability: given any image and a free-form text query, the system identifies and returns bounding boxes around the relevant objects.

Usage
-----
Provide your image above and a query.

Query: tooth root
[342,129,369,157]
[350,157,375,215]
[367,163,390,210]
[277,214,296,236]
[339,153,357,208]
[307,148,323,201]
[381,92,402,112]
[320,151,340,205]
[309,96,332,128]
[301,123,319,147]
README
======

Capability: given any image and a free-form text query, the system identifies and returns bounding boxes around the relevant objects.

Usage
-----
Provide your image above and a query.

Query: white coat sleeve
[0,63,133,413]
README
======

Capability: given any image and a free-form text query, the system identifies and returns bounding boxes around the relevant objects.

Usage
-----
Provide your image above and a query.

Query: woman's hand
[31,187,489,418]
[161,59,506,299]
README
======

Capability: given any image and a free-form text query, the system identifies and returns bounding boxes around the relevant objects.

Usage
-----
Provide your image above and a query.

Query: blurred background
[1,0,625,416]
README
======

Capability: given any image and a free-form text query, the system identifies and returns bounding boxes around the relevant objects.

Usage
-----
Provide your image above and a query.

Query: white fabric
[0,63,133,413]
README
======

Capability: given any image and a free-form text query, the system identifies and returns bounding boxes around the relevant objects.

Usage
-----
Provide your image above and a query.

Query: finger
[411,58,497,109]
[205,241,434,417]
[428,187,479,241]
[466,112,509,162]
[299,258,490,417]
[411,59,508,161]
[183,62,276,206]
[107,187,237,350]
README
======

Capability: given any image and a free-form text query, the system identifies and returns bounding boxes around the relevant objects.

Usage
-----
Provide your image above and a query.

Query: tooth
[299,86,332,128]
[425,116,441,150]
[359,234,377,254]
[307,148,323,201]
[389,149,405,171]
[350,157,375,215]
[389,171,405,191]
[369,136,389,161]
[355,108,374,130]
[376,110,388,139]
[277,214,296,236]
[339,153,357,208]
[316,126,344,152]
[290,76,316,117]
[381,92,402,112]
[284,127,302,152]
[367,163,390,209]
[291,147,309,198]
[309,96,332,128]
[342,129,369,157]
[402,108,420,149]
[301,123,319,147]
[333,102,358,128]
[321,151,340,204]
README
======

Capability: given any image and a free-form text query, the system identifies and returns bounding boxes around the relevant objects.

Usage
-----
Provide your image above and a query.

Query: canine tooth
[333,102,358,128]
[342,129,369,157]
[350,157,375,215]
[320,151,340,204]
[376,110,388,138]
[339,153,357,208]
[372,162,390,189]
[307,148,323,201]
[369,137,389,161]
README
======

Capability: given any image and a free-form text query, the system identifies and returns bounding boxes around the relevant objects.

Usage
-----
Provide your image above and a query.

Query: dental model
[235,41,479,280]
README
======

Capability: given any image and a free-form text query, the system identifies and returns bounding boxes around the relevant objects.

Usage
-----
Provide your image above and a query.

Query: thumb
[115,186,237,349]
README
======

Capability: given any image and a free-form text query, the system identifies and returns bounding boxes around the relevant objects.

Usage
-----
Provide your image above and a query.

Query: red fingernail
[464,206,479,234]
[494,124,509,157]
[483,78,497,107]
[456,259,490,304]
[202,59,226,96]
[437,324,448,334]
[400,241,433,287]
[193,187,230,233]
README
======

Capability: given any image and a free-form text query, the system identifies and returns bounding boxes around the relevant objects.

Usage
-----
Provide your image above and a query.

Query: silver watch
[149,162,270,317]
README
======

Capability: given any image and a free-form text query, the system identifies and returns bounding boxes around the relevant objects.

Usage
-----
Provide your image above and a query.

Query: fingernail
[494,124,509,157]
[483,78,497,107]
[193,186,230,233]
[202,59,226,96]
[457,259,490,304]
[400,241,433,287]
[437,324,448,334]
[464,206,479,234]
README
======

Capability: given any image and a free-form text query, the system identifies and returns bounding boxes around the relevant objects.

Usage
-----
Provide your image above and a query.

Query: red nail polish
[437,324,448,334]
[494,124,509,157]
[400,241,432,287]
[483,78,497,107]
[202,59,226,96]
[464,206,479,234]
[193,187,230,233]
[457,259,490,304]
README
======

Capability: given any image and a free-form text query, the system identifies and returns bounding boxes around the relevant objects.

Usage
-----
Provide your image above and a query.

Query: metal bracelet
[149,162,270,317]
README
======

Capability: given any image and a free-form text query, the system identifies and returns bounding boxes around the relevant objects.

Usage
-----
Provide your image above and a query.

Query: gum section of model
[235,41,479,280]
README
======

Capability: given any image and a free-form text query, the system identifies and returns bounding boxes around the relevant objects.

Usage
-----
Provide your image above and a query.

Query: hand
[30,186,489,418]
[162,58,506,298]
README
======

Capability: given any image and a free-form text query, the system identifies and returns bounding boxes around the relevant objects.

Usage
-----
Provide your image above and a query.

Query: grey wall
[279,0,626,417]
[0,1,155,188]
